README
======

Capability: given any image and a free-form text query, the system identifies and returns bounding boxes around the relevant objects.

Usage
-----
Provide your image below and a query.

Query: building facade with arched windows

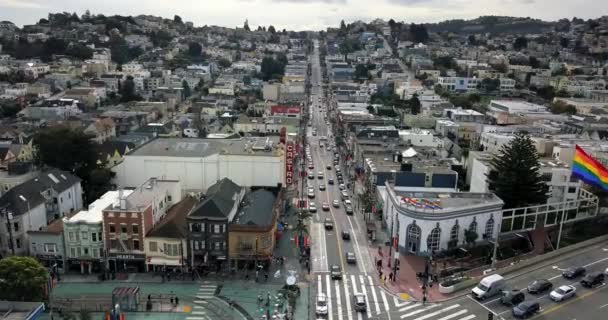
[379,181,504,256]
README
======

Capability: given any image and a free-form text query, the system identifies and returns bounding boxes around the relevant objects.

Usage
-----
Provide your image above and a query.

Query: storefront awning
[147,257,182,266]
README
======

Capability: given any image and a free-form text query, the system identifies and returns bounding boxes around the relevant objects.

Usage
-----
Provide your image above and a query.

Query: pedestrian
[170,297,174,305]
[175,297,179,306]
[265,272,269,281]
[255,270,259,282]
[389,272,394,282]
[148,294,151,301]
[379,270,383,280]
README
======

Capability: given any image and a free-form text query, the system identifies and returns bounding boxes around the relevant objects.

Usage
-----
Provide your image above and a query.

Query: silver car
[550,285,576,302]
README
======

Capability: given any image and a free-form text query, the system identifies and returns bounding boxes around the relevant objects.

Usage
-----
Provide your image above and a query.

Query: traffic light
[487,312,494,320]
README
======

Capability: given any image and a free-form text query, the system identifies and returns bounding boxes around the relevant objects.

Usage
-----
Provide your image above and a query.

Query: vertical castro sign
[285,141,295,185]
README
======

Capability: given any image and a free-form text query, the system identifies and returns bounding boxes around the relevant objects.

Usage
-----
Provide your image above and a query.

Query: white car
[315,293,328,315]
[605,267,608,275]
[549,285,576,302]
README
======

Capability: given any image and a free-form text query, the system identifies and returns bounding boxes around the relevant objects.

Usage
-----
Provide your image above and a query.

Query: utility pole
[416,254,435,304]
[1,206,15,255]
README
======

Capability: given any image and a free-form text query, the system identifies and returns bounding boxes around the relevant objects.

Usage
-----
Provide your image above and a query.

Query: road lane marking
[335,278,343,320]
[398,303,417,312]
[600,303,608,309]
[467,295,497,316]
[436,309,468,320]
[400,304,440,318]
[366,275,380,314]
[394,297,410,307]
[347,215,366,274]
[531,283,608,318]
[380,288,390,314]
[412,304,460,320]
[481,297,501,305]
[457,315,476,320]
[357,275,371,318]
[549,256,608,280]
[326,275,333,320]
[343,276,354,320]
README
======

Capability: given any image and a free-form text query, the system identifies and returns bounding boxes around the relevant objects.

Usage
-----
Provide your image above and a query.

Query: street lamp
[19,194,32,230]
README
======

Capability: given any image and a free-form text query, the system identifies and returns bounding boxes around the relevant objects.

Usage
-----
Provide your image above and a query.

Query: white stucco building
[113,137,286,192]
[378,182,504,256]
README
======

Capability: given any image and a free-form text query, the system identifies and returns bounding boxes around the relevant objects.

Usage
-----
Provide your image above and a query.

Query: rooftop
[232,189,276,227]
[67,190,133,224]
[128,137,280,158]
[388,184,503,214]
[117,179,179,212]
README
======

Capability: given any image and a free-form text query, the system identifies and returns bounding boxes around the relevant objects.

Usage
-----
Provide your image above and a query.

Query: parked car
[344,199,352,206]
[500,290,525,306]
[332,200,340,208]
[353,294,366,312]
[346,252,356,264]
[549,285,576,302]
[580,272,605,288]
[324,218,334,230]
[339,184,346,190]
[562,266,586,279]
[315,293,328,315]
[512,301,540,318]
[330,265,342,280]
[342,230,350,240]
[326,165,332,170]
[527,279,552,294]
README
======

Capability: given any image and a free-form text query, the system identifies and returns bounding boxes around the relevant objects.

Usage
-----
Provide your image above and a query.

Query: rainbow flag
[572,145,608,191]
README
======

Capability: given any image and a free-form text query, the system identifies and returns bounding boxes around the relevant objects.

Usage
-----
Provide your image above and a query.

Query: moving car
[322,202,329,211]
[319,184,326,191]
[500,290,525,306]
[345,206,354,215]
[317,172,324,179]
[341,190,349,199]
[527,279,552,294]
[315,293,328,315]
[344,199,352,206]
[308,172,314,180]
[332,200,340,208]
[562,266,586,279]
[308,163,314,170]
[346,252,356,264]
[326,165,332,170]
[324,218,334,230]
[342,230,350,240]
[549,285,576,302]
[512,301,540,318]
[353,294,366,312]
[580,272,605,288]
[309,202,317,213]
[307,189,315,199]
[472,274,505,300]
[330,265,342,280]
[328,178,334,185]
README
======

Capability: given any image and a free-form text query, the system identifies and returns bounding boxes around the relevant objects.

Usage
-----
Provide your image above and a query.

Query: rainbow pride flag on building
[572,145,608,191]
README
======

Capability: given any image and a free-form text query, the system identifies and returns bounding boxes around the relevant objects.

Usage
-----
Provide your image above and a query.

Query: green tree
[188,42,202,57]
[528,56,541,69]
[268,25,276,34]
[354,64,370,81]
[409,23,429,43]
[218,58,232,68]
[480,78,500,92]
[464,229,478,247]
[119,76,142,102]
[535,85,556,100]
[0,256,48,301]
[409,93,421,115]
[550,100,576,114]
[243,19,250,31]
[487,133,548,209]
[182,80,191,99]
[513,36,528,51]
[0,99,21,118]
[34,127,113,203]
[260,56,287,81]
[174,15,183,24]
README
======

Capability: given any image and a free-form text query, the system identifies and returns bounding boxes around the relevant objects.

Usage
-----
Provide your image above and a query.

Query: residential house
[0,169,83,256]
[63,87,100,109]
[84,118,116,144]
[102,178,182,272]
[27,218,66,273]
[0,146,16,170]
[97,140,135,168]
[145,196,197,272]
[187,178,245,272]
[64,190,132,274]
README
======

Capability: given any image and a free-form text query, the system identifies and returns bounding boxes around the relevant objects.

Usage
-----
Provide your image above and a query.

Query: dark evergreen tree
[487,133,548,209]
[243,19,250,31]
[409,93,421,115]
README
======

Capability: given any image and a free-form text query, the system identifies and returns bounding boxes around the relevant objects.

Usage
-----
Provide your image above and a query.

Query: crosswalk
[186,283,218,320]
[314,273,478,320]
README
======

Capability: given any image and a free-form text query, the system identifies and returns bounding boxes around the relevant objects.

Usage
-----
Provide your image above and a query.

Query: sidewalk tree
[487,132,548,209]
[182,80,191,99]
[0,256,48,301]
[464,229,478,247]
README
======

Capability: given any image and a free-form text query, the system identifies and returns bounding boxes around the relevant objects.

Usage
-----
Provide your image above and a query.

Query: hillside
[425,16,555,34]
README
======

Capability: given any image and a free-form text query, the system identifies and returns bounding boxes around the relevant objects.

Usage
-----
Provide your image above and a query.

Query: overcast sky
[1,0,605,30]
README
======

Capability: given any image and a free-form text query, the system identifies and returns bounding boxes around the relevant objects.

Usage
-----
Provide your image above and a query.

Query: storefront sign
[111,253,145,260]
[37,254,62,260]
[285,141,295,185]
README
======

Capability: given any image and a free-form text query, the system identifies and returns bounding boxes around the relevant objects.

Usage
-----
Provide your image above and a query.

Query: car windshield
[317,300,327,307]
[356,296,365,304]
[556,288,567,294]
[478,284,489,291]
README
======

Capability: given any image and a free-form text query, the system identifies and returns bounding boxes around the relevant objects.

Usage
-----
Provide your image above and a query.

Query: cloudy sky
[1,0,605,30]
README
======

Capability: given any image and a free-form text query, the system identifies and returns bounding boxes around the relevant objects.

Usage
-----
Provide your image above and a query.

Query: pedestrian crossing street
[185,283,218,320]
[314,273,478,320]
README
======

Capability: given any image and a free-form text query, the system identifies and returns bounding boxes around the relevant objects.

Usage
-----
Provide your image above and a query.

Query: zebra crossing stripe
[192,311,207,315]
[456,315,476,320]
[325,275,333,320]
[366,275,380,315]
[194,300,208,304]
[350,275,359,293]
[335,279,343,320]
[436,310,468,320]
[398,303,417,312]
[380,289,390,313]
[411,304,460,320]
[195,295,212,299]
[358,275,371,319]
[343,277,354,320]
[394,296,410,307]
[400,304,441,319]
[185,317,206,320]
